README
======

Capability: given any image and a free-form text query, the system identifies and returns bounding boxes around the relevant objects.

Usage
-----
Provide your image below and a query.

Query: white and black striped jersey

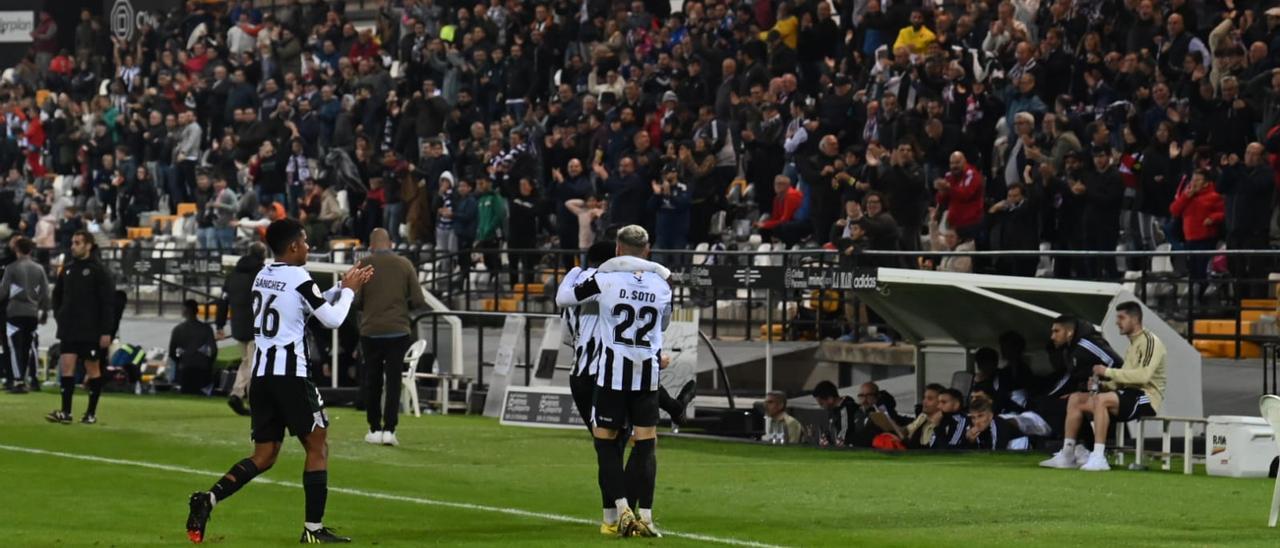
[556,266,602,378]
[565,268,672,392]
[251,263,354,377]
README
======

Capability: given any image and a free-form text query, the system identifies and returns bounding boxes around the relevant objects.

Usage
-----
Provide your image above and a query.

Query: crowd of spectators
[1,0,1279,285]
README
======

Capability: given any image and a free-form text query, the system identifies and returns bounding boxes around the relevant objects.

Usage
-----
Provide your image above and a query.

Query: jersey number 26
[252,290,282,337]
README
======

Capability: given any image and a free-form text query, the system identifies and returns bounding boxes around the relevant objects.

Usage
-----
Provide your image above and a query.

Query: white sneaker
[1038,450,1081,469]
[381,431,399,446]
[1080,452,1111,472]
[364,431,384,445]
[1074,445,1092,466]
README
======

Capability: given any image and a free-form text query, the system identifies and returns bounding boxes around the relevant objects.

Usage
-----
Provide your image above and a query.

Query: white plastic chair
[1262,395,1280,527]
[399,341,429,417]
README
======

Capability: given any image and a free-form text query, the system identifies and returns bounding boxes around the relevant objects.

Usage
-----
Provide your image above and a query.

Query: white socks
[603,508,618,523]
[614,498,630,514]
[1093,443,1106,456]
[639,508,653,523]
[305,522,323,532]
[1062,438,1076,452]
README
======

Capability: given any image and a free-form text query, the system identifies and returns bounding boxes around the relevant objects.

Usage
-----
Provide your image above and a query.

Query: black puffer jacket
[216,254,264,343]
[52,255,116,344]
[1045,319,1124,397]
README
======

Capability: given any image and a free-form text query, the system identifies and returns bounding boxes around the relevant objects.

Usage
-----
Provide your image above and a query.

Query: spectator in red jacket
[756,175,807,246]
[1169,168,1225,286]
[934,152,984,238]
[348,30,380,64]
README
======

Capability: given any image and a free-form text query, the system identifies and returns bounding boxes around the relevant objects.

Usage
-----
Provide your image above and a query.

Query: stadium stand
[3,0,1280,467]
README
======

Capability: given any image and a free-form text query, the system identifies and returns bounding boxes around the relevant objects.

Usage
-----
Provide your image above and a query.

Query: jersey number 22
[612,303,657,348]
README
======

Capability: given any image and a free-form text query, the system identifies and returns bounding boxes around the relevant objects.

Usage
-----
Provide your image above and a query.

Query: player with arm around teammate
[561,225,672,538]
[185,219,373,544]
[556,241,675,535]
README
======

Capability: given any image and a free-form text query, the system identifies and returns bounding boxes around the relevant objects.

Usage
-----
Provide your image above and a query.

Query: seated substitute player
[1037,314,1124,469]
[561,225,672,538]
[963,394,1028,450]
[186,219,374,544]
[811,381,858,446]
[1041,302,1166,471]
[927,388,970,449]
[903,383,946,449]
[1033,315,1123,444]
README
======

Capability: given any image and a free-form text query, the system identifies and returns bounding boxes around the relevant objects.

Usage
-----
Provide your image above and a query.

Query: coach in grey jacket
[0,236,49,393]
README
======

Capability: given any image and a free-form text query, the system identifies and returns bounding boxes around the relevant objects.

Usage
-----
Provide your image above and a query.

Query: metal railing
[397,246,1280,356]
[410,309,556,388]
[251,0,382,15]
[75,243,1280,358]
[407,309,740,410]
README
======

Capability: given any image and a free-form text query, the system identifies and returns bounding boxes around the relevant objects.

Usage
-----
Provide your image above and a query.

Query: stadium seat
[1151,243,1174,273]
[400,340,429,418]
[150,214,178,233]
[709,210,727,236]
[1113,243,1128,278]
[479,298,518,312]
[1259,395,1280,526]
[176,203,198,217]
[126,227,153,240]
[197,303,218,321]
[753,243,772,267]
[1029,241,1049,276]
[950,371,974,401]
[330,238,361,250]
[692,242,709,265]
[512,283,545,297]
[1122,270,1142,295]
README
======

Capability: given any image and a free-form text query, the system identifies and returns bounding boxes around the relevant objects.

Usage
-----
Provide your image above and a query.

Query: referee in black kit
[353,228,427,446]
[46,230,116,425]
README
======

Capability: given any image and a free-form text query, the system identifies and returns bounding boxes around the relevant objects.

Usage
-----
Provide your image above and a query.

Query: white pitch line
[0,444,784,548]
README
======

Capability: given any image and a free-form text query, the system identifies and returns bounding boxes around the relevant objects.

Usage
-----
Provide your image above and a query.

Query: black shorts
[569,373,596,428]
[1114,389,1157,421]
[593,388,658,430]
[250,377,329,443]
[59,341,106,362]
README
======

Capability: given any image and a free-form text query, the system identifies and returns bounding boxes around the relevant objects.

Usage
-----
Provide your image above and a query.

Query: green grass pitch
[2,391,1278,547]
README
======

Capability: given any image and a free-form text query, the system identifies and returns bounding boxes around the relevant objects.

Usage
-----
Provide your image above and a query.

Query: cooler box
[1206,415,1278,478]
